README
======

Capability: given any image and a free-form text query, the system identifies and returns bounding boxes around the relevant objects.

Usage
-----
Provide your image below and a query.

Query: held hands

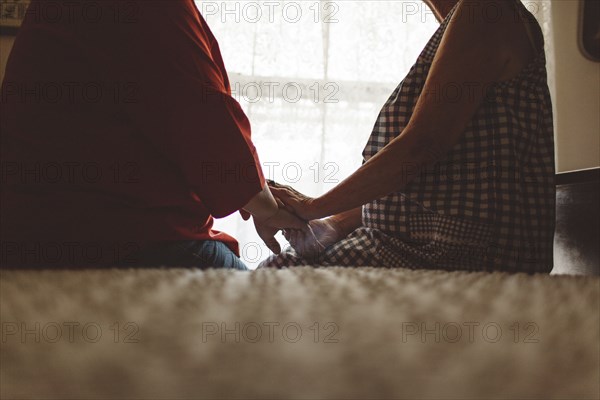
[267,181,319,221]
[252,206,307,254]
[242,184,308,255]
[268,181,342,260]
[283,218,341,260]
[243,181,340,258]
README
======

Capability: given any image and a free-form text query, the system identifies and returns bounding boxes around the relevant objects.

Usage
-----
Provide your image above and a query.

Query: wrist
[327,216,349,238]
[323,217,344,241]
[327,208,362,237]
[308,196,330,220]
[244,185,279,222]
[250,199,279,222]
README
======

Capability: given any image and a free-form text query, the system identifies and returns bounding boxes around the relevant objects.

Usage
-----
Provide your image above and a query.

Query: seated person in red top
[0,0,305,269]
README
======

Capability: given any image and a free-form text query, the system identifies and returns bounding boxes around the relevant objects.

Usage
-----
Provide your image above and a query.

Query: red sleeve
[123,0,264,218]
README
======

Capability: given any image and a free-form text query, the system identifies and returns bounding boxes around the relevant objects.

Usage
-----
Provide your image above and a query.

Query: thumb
[273,197,295,214]
[270,188,299,214]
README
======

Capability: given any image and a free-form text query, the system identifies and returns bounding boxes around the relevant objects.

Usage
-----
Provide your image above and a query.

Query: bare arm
[267,182,362,234]
[268,182,362,259]
[278,0,512,220]
[328,207,363,237]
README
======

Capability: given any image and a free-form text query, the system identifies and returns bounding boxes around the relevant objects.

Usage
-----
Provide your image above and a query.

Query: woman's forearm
[308,0,508,221]
[327,207,363,237]
[309,127,435,220]
[281,0,506,222]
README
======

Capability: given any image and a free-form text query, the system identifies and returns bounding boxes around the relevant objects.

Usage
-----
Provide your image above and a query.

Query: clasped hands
[244,181,340,260]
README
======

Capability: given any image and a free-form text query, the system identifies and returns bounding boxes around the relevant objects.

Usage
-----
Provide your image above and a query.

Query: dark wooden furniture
[553,167,600,275]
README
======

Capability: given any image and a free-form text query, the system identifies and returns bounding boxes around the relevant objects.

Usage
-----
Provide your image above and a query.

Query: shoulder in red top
[0,0,264,266]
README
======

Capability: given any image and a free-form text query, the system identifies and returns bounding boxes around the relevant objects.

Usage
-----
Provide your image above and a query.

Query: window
[197,0,555,268]
[195,0,438,268]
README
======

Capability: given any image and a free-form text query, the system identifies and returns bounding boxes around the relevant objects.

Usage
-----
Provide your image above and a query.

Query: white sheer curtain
[195,0,555,269]
[522,0,556,101]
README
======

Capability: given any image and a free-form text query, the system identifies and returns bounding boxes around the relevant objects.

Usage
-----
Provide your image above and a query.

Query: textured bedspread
[1,267,599,399]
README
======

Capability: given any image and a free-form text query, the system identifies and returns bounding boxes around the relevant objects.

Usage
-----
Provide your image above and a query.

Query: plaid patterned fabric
[262,1,555,273]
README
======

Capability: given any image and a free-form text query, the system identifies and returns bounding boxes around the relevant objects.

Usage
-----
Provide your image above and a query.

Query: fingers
[270,187,315,222]
[269,187,292,204]
[274,197,285,208]
[270,186,303,206]
[290,230,300,248]
[289,230,307,256]
[306,224,326,249]
[267,179,286,190]
[268,180,298,194]
[269,187,293,212]
[263,235,281,254]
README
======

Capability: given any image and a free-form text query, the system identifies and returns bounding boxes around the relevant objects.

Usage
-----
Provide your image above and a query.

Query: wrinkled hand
[268,181,318,221]
[284,218,340,260]
[254,207,308,255]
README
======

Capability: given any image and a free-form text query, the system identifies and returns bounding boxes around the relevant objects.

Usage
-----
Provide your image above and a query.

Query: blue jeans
[124,241,248,270]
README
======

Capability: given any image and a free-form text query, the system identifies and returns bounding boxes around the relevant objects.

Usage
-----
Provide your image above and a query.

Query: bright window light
[195,0,438,268]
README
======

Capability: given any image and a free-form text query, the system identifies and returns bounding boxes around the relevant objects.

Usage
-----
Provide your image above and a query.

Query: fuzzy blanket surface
[1,267,599,400]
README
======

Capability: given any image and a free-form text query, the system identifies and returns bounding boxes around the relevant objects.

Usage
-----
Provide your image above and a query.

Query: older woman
[262,0,555,273]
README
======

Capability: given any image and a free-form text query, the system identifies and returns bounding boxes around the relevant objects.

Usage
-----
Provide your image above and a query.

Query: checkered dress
[261,1,555,273]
